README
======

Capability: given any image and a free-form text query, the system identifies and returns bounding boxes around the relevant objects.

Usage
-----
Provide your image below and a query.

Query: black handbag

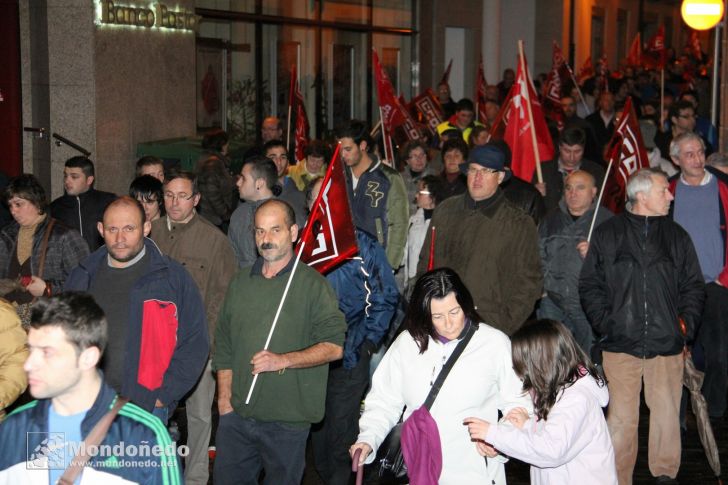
[372,323,477,483]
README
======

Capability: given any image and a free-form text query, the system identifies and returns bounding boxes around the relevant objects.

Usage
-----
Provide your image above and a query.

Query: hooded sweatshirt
[485,373,617,485]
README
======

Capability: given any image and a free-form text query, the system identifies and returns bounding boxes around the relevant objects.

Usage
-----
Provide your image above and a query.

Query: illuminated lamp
[681,0,724,30]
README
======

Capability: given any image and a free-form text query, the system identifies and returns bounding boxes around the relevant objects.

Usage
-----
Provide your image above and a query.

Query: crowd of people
[0,49,725,485]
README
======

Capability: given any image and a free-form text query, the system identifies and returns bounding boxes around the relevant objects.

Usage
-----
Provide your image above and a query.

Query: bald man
[64,196,209,422]
[538,170,613,355]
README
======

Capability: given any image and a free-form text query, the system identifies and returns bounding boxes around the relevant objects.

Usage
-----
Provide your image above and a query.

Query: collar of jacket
[558,199,599,221]
[164,212,199,234]
[624,209,667,227]
[463,188,504,216]
[77,237,166,281]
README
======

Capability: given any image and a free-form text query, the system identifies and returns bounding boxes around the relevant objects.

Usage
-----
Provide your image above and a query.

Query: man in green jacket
[416,144,542,336]
[213,199,346,485]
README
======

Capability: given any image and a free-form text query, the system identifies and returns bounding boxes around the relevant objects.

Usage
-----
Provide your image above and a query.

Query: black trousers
[311,354,371,485]
[213,413,309,485]
[697,282,728,417]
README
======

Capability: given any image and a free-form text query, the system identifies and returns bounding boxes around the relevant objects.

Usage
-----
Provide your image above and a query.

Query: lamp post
[681,0,725,149]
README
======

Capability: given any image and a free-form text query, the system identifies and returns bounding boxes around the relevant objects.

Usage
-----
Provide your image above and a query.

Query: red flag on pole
[600,97,650,214]
[542,41,566,130]
[475,56,488,124]
[645,25,666,69]
[427,226,436,271]
[411,89,445,136]
[577,56,594,85]
[498,47,554,182]
[439,59,453,86]
[626,33,642,67]
[296,143,358,274]
[289,64,310,162]
[687,30,703,61]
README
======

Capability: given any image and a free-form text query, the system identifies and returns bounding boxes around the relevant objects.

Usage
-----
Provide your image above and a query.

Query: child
[464,320,617,484]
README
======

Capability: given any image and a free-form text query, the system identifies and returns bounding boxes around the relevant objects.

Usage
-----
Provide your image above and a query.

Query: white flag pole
[587,158,613,243]
[244,241,306,405]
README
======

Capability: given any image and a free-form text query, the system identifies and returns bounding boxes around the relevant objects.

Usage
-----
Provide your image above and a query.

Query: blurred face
[503,69,515,86]
[137,196,161,222]
[64,167,93,196]
[443,149,464,175]
[455,110,474,129]
[254,204,298,264]
[673,137,706,180]
[467,163,504,201]
[406,147,428,172]
[266,146,289,178]
[306,155,325,174]
[472,130,489,147]
[163,178,200,223]
[430,292,465,341]
[561,97,577,118]
[339,137,364,168]
[237,163,259,200]
[415,180,435,210]
[564,172,596,216]
[485,85,499,102]
[24,326,92,400]
[672,108,696,134]
[485,102,499,123]
[261,118,282,142]
[599,93,615,113]
[8,196,42,227]
[307,179,324,211]
[636,174,674,216]
[437,84,450,102]
[681,94,698,110]
[140,164,164,182]
[559,143,585,169]
[98,203,151,267]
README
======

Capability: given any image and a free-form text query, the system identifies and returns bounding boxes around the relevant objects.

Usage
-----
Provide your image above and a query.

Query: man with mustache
[64,196,209,424]
[213,199,346,485]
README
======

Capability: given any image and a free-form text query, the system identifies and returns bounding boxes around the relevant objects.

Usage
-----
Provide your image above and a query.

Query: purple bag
[401,406,443,485]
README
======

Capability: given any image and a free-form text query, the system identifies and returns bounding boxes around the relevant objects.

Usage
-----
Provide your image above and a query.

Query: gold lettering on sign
[98,1,198,31]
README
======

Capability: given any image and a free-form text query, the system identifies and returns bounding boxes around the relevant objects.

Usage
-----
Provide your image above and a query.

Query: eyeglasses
[417,190,432,196]
[467,167,499,176]
[163,192,195,202]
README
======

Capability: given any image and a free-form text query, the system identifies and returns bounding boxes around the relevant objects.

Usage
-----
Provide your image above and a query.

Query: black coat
[50,188,116,251]
[579,211,705,358]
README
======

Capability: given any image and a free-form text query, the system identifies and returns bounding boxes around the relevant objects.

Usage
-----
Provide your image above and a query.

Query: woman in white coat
[350,268,532,484]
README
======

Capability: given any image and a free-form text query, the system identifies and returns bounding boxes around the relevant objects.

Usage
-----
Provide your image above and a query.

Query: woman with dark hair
[129,175,164,222]
[0,174,89,306]
[465,320,616,484]
[350,268,530,484]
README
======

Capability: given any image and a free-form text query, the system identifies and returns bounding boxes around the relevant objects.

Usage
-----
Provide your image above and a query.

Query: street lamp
[681,0,724,30]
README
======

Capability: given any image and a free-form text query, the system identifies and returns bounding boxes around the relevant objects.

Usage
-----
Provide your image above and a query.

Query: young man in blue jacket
[0,292,182,485]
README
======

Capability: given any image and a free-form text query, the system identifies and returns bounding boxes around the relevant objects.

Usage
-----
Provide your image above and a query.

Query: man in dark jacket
[417,144,542,336]
[0,293,181,484]
[64,197,209,422]
[50,156,116,251]
[539,170,612,356]
[668,131,728,419]
[579,168,704,485]
[305,178,399,485]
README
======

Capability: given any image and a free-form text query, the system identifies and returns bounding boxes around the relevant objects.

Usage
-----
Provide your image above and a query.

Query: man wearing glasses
[654,100,713,163]
[64,196,209,425]
[416,144,542,336]
[150,170,237,485]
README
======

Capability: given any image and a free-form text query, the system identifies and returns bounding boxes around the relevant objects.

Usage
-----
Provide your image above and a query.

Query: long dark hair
[405,268,482,353]
[511,319,604,421]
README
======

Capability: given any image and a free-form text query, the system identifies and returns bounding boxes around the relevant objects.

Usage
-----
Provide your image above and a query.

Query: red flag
[439,59,453,86]
[688,30,703,61]
[411,89,445,136]
[577,56,594,84]
[499,49,555,181]
[542,41,565,130]
[289,64,310,162]
[601,97,650,213]
[475,56,488,124]
[645,25,666,69]
[296,144,358,274]
[626,33,642,67]
[427,226,436,271]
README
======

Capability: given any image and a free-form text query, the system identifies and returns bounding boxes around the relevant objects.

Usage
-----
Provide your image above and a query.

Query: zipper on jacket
[642,216,648,357]
[76,196,83,237]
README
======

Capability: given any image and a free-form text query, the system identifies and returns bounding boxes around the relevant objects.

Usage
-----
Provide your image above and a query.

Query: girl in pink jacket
[465,320,618,485]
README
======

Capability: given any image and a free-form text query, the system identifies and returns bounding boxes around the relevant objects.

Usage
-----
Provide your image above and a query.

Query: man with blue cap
[416,144,542,336]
